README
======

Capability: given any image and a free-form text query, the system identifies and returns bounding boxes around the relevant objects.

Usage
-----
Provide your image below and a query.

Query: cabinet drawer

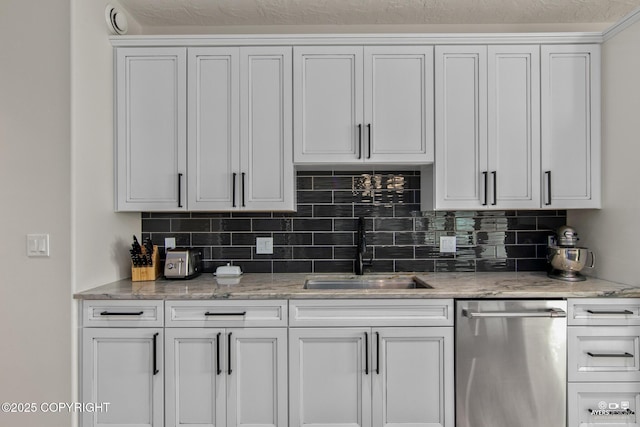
[165,300,287,327]
[289,299,453,327]
[568,326,640,382]
[82,300,164,327]
[568,382,640,427]
[568,298,640,326]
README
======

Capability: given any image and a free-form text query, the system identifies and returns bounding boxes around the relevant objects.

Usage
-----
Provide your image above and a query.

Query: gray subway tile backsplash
[142,170,565,274]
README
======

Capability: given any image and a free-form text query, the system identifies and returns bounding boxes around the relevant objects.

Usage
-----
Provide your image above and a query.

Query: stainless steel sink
[303,275,432,290]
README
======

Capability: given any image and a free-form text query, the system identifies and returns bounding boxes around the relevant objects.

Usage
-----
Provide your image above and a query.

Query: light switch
[439,236,456,253]
[165,237,176,249]
[256,237,273,254]
[27,234,50,257]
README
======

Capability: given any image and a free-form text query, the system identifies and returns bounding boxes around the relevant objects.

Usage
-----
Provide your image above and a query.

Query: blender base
[548,269,587,282]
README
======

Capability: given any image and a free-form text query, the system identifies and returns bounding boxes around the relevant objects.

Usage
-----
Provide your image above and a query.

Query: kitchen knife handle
[364,332,369,375]
[232,172,237,207]
[177,173,183,208]
[227,332,233,375]
[100,311,144,316]
[152,332,159,375]
[545,171,552,205]
[216,332,222,375]
[367,123,372,159]
[357,124,362,159]
[375,331,380,375]
[482,171,488,206]
[588,352,633,358]
[491,171,497,206]
[241,172,246,207]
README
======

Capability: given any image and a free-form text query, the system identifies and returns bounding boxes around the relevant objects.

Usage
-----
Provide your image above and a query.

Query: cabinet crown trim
[110,32,603,47]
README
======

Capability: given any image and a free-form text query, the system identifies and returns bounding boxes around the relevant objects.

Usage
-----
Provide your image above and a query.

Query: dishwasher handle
[462,308,567,319]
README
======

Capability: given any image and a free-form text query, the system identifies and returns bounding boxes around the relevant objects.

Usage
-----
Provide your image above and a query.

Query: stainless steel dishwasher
[456,300,567,427]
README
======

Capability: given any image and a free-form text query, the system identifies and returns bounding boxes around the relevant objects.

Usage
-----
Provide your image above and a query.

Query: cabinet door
[289,328,372,427]
[82,328,163,427]
[227,328,288,427]
[165,329,226,427]
[364,46,434,163]
[240,47,295,211]
[372,328,454,427]
[488,45,540,209]
[188,47,240,210]
[294,46,364,163]
[435,46,488,209]
[116,47,187,211]
[541,44,601,209]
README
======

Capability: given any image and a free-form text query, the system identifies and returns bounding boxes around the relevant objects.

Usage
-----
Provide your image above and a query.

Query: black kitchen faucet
[355,217,373,275]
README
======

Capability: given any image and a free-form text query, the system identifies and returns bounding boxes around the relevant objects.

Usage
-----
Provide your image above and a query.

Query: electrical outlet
[256,237,273,254]
[439,236,457,253]
[165,237,176,249]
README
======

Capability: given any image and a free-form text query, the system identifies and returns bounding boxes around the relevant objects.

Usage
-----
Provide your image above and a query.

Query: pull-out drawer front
[165,300,287,327]
[569,382,640,427]
[289,299,453,327]
[568,298,640,326]
[82,300,164,327]
[569,326,640,382]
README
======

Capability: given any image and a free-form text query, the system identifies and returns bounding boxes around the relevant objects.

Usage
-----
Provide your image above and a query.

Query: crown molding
[603,6,640,42]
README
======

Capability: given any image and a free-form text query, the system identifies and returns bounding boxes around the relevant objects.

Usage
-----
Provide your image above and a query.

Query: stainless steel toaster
[164,248,202,279]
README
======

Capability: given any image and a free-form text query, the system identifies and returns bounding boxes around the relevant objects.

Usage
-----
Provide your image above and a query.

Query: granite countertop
[74,271,640,300]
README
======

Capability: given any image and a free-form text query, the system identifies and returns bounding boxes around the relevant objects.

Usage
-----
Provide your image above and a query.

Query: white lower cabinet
[82,328,164,427]
[289,300,454,427]
[568,299,640,427]
[165,327,287,427]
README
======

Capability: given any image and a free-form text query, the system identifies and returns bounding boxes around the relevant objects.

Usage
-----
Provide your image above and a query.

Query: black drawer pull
[586,309,633,315]
[204,311,247,316]
[100,311,144,316]
[375,332,380,375]
[364,332,369,375]
[587,352,634,358]
[228,332,233,375]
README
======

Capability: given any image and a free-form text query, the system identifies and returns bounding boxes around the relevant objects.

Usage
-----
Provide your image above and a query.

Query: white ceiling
[117,0,640,30]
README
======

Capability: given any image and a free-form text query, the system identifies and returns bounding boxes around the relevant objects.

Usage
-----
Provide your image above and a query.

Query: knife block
[131,245,161,282]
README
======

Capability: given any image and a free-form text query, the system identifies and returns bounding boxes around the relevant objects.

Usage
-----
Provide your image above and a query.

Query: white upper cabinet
[115,47,187,211]
[116,46,294,212]
[434,45,540,210]
[188,46,294,211]
[541,44,601,209]
[294,46,434,164]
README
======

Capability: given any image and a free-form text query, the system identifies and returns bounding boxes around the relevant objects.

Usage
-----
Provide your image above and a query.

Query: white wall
[71,0,140,294]
[568,17,640,286]
[0,0,72,425]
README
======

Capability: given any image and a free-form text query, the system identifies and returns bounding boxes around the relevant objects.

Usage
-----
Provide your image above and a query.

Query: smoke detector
[105,4,128,35]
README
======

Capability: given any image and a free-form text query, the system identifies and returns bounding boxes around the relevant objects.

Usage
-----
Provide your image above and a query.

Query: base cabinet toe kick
[78,297,640,427]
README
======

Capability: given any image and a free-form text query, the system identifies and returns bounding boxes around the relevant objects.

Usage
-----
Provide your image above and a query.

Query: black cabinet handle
[357,124,362,159]
[491,171,497,206]
[586,309,633,315]
[204,311,247,317]
[216,332,222,375]
[588,352,633,358]
[367,123,372,159]
[227,332,233,375]
[177,173,183,208]
[375,332,380,375]
[364,332,369,375]
[482,171,488,206]
[545,171,552,206]
[241,172,246,207]
[100,311,143,316]
[232,173,237,207]
[152,332,159,375]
